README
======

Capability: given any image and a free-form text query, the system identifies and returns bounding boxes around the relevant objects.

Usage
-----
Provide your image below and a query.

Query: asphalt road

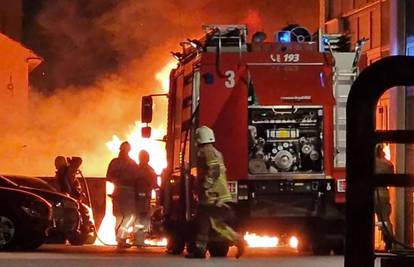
[0,244,382,267]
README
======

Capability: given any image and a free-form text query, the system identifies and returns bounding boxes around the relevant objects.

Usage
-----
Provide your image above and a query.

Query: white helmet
[195,126,215,144]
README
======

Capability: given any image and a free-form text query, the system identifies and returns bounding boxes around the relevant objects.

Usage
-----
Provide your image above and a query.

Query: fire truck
[141,24,366,256]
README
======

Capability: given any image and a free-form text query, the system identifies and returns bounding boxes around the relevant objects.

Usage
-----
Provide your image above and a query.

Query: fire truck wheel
[332,240,344,255]
[166,235,185,255]
[311,241,331,255]
[207,242,229,257]
[297,238,312,254]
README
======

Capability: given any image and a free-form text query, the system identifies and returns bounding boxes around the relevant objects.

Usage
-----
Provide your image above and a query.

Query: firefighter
[54,156,69,193]
[134,149,157,246]
[55,156,84,201]
[374,143,394,251]
[186,125,245,259]
[106,141,139,249]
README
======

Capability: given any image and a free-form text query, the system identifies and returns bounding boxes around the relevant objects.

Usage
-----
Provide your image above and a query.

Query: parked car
[0,175,96,245]
[0,175,80,243]
[0,186,52,250]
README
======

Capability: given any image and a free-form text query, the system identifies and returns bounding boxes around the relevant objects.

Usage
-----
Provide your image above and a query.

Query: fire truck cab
[142,24,365,256]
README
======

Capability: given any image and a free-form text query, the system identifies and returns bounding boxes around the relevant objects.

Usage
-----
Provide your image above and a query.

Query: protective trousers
[133,213,150,246]
[195,204,239,250]
[116,213,136,240]
[374,188,393,249]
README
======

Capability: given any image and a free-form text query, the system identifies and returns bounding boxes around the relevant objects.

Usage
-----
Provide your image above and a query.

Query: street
[0,244,382,267]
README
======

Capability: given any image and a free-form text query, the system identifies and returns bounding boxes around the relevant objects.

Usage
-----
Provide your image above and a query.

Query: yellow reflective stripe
[206,159,219,166]
[218,195,233,202]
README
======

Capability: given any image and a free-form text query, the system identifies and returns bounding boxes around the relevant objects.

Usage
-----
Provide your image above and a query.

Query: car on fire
[0,186,52,250]
[0,175,88,244]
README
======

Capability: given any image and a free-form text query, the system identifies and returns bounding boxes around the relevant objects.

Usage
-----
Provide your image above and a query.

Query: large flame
[95,182,117,245]
[95,60,174,246]
[105,122,167,174]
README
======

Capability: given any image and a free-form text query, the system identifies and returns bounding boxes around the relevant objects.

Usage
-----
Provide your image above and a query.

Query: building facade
[0,33,41,128]
[320,0,414,248]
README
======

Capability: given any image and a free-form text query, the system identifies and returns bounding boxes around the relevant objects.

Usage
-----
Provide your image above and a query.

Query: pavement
[0,244,383,267]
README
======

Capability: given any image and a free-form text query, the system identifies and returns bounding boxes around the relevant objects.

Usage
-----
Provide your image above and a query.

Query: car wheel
[207,242,229,257]
[0,213,19,250]
[68,231,83,246]
[20,232,46,250]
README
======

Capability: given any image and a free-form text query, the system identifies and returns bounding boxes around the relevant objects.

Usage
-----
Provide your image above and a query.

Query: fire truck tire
[207,242,229,257]
[297,237,312,254]
[311,241,331,255]
[166,235,185,255]
[332,240,344,255]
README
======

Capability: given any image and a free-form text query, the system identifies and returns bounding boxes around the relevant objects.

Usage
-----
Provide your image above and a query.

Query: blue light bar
[277,31,291,43]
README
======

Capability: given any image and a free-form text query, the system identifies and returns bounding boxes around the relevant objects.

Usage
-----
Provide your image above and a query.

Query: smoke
[0,0,318,176]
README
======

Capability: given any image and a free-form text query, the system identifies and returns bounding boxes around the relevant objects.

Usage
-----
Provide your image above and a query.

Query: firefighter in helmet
[106,141,139,249]
[186,125,245,258]
[134,149,157,246]
[55,156,84,201]
[374,143,395,251]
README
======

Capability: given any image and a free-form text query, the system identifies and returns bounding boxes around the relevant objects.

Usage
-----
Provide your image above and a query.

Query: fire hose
[77,170,117,246]
[78,171,150,247]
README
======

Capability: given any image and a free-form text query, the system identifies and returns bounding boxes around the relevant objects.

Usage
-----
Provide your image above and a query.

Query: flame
[156,60,176,92]
[105,122,167,174]
[95,182,117,245]
[244,232,279,248]
[383,144,391,161]
[144,237,168,247]
[289,236,299,249]
[95,60,174,246]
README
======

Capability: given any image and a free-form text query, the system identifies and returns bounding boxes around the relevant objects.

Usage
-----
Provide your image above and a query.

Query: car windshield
[3,175,57,192]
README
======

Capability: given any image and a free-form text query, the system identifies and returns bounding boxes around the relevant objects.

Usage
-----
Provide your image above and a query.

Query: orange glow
[151,189,157,200]
[289,236,299,249]
[105,122,167,175]
[383,144,391,161]
[144,237,168,247]
[155,60,176,92]
[244,232,279,248]
[95,60,174,246]
[95,182,117,245]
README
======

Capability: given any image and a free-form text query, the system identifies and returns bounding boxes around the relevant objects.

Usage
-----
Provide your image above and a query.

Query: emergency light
[276,31,291,43]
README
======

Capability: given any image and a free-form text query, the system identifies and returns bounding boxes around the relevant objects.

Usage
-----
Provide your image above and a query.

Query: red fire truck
[141,24,366,256]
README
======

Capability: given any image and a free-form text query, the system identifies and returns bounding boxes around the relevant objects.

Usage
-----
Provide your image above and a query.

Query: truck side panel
[199,55,248,181]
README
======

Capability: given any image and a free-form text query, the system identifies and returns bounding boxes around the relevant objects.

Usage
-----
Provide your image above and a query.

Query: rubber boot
[235,238,246,258]
[117,238,131,249]
[185,242,206,259]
